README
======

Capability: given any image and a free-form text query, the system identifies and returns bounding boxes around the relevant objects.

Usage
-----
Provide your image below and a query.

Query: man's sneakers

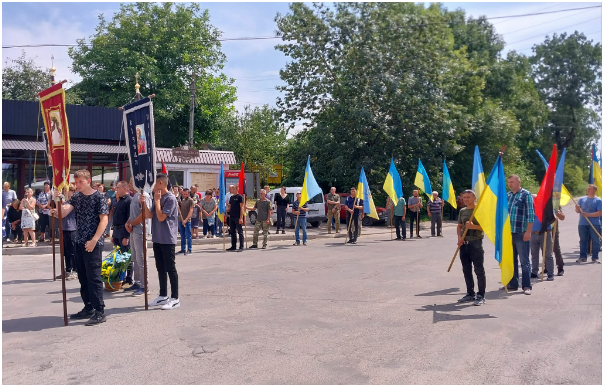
[293,242,300,246]
[70,307,95,320]
[124,283,141,292]
[395,237,402,240]
[249,244,258,249]
[592,259,601,264]
[187,250,192,254]
[226,247,237,251]
[576,258,588,263]
[132,287,146,297]
[85,311,106,326]
[557,270,565,276]
[530,273,539,279]
[176,249,186,255]
[457,294,475,303]
[523,288,532,295]
[473,295,485,306]
[149,295,169,307]
[303,242,307,246]
[262,245,267,249]
[161,298,180,310]
[546,276,554,281]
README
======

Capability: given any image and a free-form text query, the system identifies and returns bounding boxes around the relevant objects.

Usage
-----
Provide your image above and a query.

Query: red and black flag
[238,162,246,198]
[533,144,557,234]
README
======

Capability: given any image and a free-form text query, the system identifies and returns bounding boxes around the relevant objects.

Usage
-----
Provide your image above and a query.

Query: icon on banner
[136,124,147,155]
[49,111,64,147]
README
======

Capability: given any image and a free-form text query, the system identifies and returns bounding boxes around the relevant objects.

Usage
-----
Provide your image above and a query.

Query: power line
[506,15,602,45]
[3,5,601,49]
[502,8,593,36]
[492,2,568,25]
[513,29,602,52]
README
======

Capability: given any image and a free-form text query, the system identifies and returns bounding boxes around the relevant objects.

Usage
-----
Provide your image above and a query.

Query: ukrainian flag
[383,158,404,206]
[357,167,379,220]
[472,146,486,200]
[414,159,433,201]
[536,149,571,206]
[442,160,457,209]
[300,155,322,206]
[217,162,226,223]
[592,145,602,198]
[473,155,514,286]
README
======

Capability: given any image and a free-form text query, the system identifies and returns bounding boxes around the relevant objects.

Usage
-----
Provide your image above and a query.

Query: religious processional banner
[123,97,157,193]
[39,83,71,191]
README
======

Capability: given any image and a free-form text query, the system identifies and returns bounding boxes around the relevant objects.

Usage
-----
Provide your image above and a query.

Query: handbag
[24,200,39,221]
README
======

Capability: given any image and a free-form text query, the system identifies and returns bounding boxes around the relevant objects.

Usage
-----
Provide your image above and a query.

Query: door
[190,172,217,193]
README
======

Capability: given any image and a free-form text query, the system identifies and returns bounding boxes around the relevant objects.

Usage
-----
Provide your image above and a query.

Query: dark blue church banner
[123,97,156,193]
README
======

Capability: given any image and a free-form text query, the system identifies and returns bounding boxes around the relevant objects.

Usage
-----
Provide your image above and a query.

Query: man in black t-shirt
[226,184,244,251]
[52,169,109,326]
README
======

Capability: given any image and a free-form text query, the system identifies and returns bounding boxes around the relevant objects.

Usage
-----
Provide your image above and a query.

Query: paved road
[3,202,601,384]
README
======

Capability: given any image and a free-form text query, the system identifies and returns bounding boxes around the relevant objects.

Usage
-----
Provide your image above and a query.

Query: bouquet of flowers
[101,246,132,290]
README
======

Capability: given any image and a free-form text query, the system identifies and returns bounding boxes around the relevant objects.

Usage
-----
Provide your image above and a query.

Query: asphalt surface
[3,201,601,384]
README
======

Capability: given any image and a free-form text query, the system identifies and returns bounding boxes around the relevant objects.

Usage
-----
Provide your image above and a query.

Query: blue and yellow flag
[357,167,379,220]
[300,155,322,206]
[442,160,457,209]
[414,159,433,201]
[473,155,514,286]
[472,146,486,200]
[383,158,403,206]
[592,145,602,198]
[218,162,226,223]
[536,149,571,206]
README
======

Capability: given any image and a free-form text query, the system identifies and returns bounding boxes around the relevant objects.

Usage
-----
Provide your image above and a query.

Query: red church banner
[39,83,71,191]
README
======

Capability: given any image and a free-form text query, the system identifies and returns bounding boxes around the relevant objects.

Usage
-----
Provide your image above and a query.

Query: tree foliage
[68,2,237,147]
[276,3,601,197]
[215,105,287,178]
[2,51,50,101]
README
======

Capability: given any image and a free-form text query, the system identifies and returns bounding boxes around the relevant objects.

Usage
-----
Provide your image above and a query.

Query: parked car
[248,187,327,228]
[324,192,388,226]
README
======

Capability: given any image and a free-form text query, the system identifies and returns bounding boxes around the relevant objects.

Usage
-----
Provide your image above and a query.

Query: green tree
[531,32,602,151]
[68,2,237,147]
[2,51,50,101]
[216,105,287,178]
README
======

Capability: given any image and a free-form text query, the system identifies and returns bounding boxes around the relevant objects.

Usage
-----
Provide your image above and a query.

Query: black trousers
[75,242,105,312]
[63,230,76,273]
[112,227,132,282]
[152,243,178,299]
[348,215,359,242]
[459,241,486,297]
[409,211,420,236]
[38,213,49,235]
[276,206,287,231]
[229,217,244,248]
[394,215,406,239]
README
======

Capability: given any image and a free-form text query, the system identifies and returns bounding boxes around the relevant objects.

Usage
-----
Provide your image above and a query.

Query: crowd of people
[1,171,601,325]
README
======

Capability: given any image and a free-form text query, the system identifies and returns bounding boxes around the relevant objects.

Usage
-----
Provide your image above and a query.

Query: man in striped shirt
[505,175,535,295]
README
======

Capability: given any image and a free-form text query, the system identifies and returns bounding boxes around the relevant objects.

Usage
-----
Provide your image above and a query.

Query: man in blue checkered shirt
[505,174,535,295]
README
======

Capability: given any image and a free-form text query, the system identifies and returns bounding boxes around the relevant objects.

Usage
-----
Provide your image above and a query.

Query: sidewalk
[2,220,458,256]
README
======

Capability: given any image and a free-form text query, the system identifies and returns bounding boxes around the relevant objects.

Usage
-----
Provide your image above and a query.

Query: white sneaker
[149,295,169,307]
[523,288,532,295]
[161,298,180,310]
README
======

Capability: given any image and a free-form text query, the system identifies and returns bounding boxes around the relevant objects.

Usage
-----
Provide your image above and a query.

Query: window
[309,193,323,204]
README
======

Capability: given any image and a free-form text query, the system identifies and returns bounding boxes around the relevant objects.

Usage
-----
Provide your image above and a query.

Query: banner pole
[57,197,68,326]
[142,202,148,310]
[222,216,226,252]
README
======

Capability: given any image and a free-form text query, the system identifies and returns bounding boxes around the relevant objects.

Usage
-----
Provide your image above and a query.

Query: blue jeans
[295,217,307,244]
[509,232,531,290]
[216,216,223,235]
[579,225,600,260]
[178,221,192,252]
[202,218,215,236]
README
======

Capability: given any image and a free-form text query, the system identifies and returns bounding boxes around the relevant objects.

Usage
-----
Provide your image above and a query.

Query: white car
[248,187,326,228]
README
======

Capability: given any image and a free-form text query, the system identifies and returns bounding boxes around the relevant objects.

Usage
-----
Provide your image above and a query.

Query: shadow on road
[415,287,461,297]
[3,316,67,333]
[415,302,497,323]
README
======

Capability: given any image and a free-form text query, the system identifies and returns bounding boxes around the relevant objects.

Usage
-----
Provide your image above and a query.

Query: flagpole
[243,194,248,249]
[551,219,558,256]
[51,197,56,281]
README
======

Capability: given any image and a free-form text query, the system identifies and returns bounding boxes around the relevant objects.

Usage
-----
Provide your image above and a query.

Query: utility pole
[189,74,196,147]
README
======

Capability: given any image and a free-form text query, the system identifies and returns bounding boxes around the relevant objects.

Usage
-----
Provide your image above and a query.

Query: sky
[2,1,602,136]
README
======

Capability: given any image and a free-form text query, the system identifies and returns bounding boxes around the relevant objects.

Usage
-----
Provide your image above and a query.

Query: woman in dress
[20,188,37,247]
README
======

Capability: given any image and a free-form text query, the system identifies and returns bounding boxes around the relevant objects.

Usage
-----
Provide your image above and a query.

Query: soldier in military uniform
[326,187,341,234]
